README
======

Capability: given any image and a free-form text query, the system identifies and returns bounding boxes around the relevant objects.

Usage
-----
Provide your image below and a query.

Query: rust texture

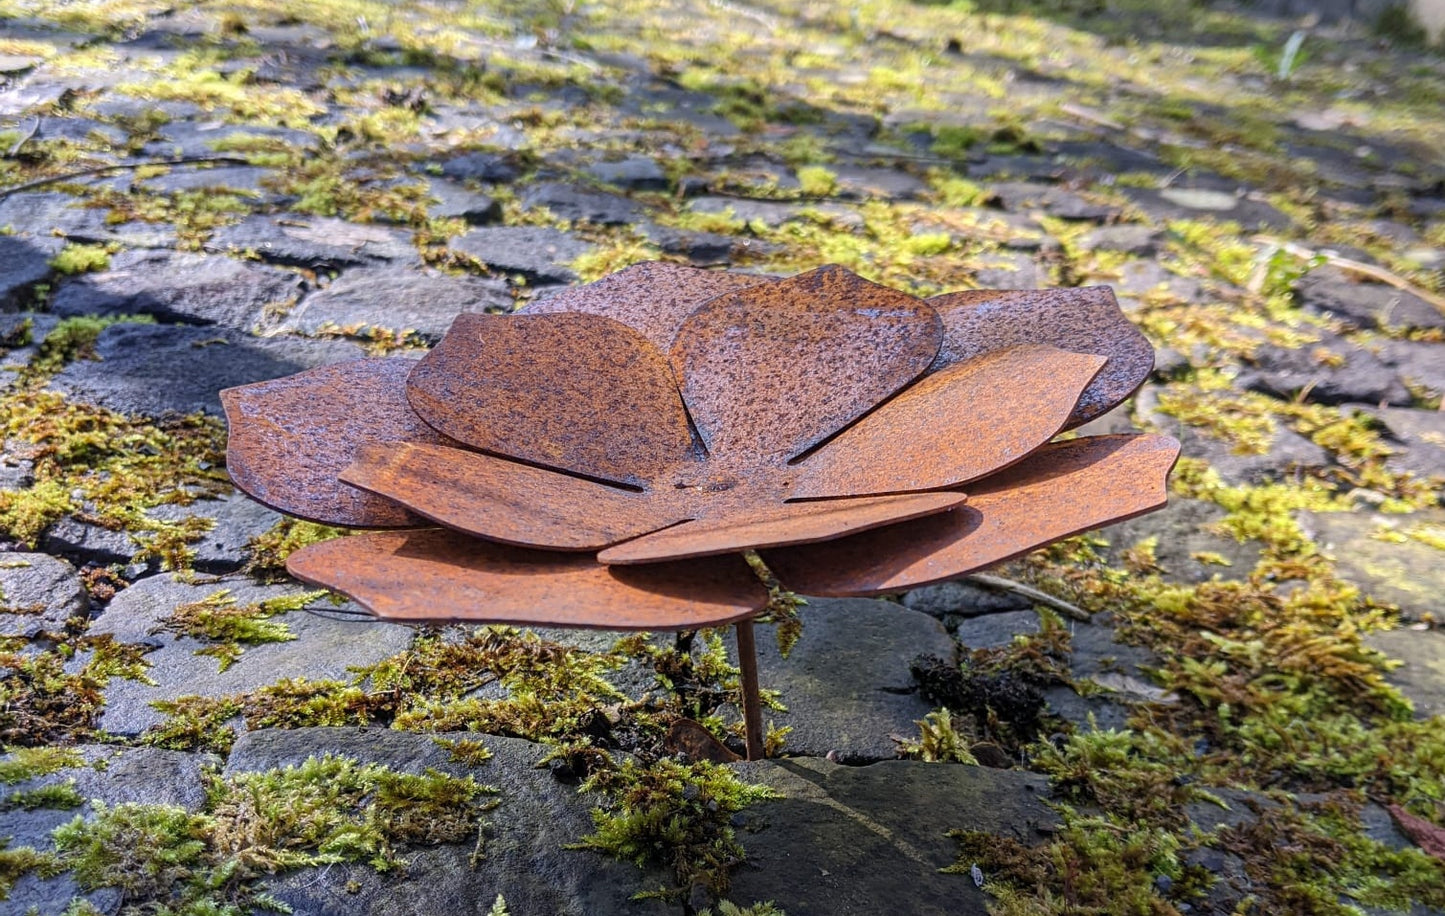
[220,358,454,528]
[287,528,769,629]
[927,286,1155,430]
[224,260,1175,633]
[762,434,1181,596]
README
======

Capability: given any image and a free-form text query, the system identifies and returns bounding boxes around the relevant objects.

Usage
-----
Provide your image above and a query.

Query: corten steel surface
[287,528,769,629]
[761,434,1182,596]
[224,261,1177,633]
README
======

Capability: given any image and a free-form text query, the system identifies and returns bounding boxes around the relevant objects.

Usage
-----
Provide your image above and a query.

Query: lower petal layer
[598,490,968,565]
[287,529,769,630]
[761,434,1180,596]
[340,441,684,550]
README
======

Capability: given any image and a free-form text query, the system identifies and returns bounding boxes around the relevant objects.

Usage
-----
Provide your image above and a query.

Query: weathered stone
[729,756,1057,916]
[438,151,519,183]
[33,116,126,145]
[0,191,99,239]
[1113,259,1205,308]
[1102,498,1264,584]
[587,155,668,191]
[0,553,88,638]
[90,576,414,734]
[134,164,279,199]
[1077,224,1162,255]
[0,235,57,311]
[208,214,419,269]
[1364,407,1445,480]
[145,492,283,573]
[283,267,512,342]
[49,323,364,416]
[49,250,304,329]
[520,181,640,225]
[1294,265,1445,333]
[1364,627,1445,719]
[1241,329,1411,407]
[970,251,1045,289]
[40,516,139,568]
[1298,509,1445,620]
[424,178,501,225]
[230,728,670,916]
[689,196,802,228]
[830,164,928,200]
[737,598,954,763]
[448,226,593,283]
[991,181,1117,222]
[1122,185,1292,230]
[1374,338,1445,404]
[145,121,319,158]
[902,579,1032,620]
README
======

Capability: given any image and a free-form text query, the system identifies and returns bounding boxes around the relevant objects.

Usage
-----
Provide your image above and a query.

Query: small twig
[1254,235,1445,317]
[6,117,39,159]
[964,573,1091,621]
[0,155,252,198]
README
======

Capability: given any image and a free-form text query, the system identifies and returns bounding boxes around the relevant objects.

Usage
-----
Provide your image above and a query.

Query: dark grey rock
[232,728,670,916]
[439,151,519,183]
[970,251,1045,289]
[49,250,304,329]
[145,492,283,573]
[91,576,414,735]
[902,579,1032,620]
[1294,265,1445,333]
[738,598,954,763]
[34,116,126,145]
[1113,259,1205,308]
[145,121,319,159]
[587,155,668,191]
[448,226,593,283]
[283,267,513,342]
[689,195,802,228]
[1122,185,1293,230]
[642,223,736,264]
[63,216,180,250]
[208,214,419,269]
[729,757,1057,916]
[40,516,139,568]
[1298,509,1445,620]
[1363,627,1445,719]
[1241,329,1411,407]
[991,181,1117,222]
[0,553,88,638]
[520,181,640,225]
[0,235,57,311]
[1365,407,1445,480]
[1077,224,1162,256]
[830,165,928,200]
[1102,498,1264,584]
[0,192,99,239]
[424,178,501,225]
[49,322,364,416]
[1374,338,1445,404]
[133,164,278,199]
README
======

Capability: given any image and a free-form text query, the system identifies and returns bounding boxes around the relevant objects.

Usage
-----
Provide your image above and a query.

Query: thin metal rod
[734,619,765,761]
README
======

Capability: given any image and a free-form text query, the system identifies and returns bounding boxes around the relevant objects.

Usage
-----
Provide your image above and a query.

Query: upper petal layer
[791,345,1106,498]
[671,265,942,463]
[407,312,697,488]
[220,358,452,527]
[928,287,1154,430]
[762,434,1180,596]
[524,261,773,352]
[287,528,769,629]
[340,441,685,550]
[597,490,968,565]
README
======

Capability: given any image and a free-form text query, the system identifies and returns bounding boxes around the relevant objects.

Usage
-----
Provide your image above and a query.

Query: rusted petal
[792,345,1107,498]
[598,491,967,565]
[525,261,773,351]
[221,359,453,527]
[671,265,942,462]
[287,529,769,629]
[763,434,1180,596]
[928,287,1154,430]
[340,441,683,550]
[407,312,697,487]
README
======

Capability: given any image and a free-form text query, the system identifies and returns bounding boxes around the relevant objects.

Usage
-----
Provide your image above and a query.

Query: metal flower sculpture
[222,262,1180,759]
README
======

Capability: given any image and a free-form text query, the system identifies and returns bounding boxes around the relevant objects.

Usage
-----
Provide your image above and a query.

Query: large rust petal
[763,434,1180,596]
[221,359,454,527]
[340,441,685,550]
[791,345,1106,498]
[598,491,967,564]
[928,287,1154,430]
[525,261,773,351]
[671,265,942,462]
[407,312,697,488]
[287,529,768,629]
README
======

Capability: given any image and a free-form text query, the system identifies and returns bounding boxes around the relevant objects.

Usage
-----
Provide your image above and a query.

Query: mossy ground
[1,0,1443,912]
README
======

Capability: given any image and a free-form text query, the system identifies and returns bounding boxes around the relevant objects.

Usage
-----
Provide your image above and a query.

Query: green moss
[0,635,152,746]
[49,244,112,275]
[141,695,244,755]
[242,518,346,581]
[0,746,85,785]
[0,838,63,901]
[26,314,155,380]
[159,589,320,671]
[3,780,84,810]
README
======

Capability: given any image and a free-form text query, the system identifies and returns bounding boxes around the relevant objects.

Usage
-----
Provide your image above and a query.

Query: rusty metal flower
[222,262,1178,757]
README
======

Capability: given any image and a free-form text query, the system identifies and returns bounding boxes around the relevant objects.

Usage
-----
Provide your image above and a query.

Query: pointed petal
[598,491,967,564]
[221,358,453,527]
[929,287,1154,430]
[763,435,1180,596]
[525,261,773,351]
[287,529,768,629]
[792,345,1106,498]
[340,442,685,550]
[407,312,697,487]
[671,265,942,463]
